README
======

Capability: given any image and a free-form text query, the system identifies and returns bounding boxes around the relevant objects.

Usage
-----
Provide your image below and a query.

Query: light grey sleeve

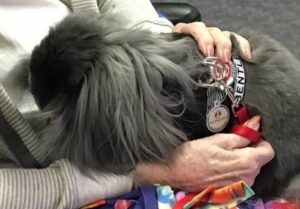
[0,1,168,208]
[61,0,173,33]
[0,160,78,209]
[98,0,174,33]
[0,160,133,209]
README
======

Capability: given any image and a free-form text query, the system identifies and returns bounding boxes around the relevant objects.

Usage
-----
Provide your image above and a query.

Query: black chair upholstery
[152,2,201,24]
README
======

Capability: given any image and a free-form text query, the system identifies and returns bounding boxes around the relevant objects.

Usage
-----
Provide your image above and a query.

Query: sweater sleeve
[0,159,133,209]
[0,1,170,208]
[61,0,173,33]
[0,160,77,209]
[97,0,173,33]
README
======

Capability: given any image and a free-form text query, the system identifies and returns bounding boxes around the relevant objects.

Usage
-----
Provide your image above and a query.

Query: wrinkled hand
[173,22,252,62]
[134,116,275,192]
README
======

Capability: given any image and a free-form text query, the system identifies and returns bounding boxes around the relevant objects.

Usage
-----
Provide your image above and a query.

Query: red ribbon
[235,105,249,124]
[231,125,261,143]
[231,105,261,143]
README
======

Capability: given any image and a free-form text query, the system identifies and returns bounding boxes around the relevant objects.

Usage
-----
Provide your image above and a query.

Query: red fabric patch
[231,125,261,143]
[114,199,132,209]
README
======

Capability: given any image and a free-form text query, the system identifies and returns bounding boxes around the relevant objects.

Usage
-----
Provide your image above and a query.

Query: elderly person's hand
[134,116,275,192]
[173,22,252,63]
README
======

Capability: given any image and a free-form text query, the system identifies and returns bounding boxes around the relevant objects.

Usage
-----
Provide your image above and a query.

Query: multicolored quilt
[82,181,299,209]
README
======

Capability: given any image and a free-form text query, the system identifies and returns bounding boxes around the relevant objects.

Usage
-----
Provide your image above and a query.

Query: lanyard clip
[199,57,244,119]
[198,57,230,89]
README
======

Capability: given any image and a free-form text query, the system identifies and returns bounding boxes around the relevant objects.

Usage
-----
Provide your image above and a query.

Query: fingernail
[206,45,214,56]
[250,121,260,131]
[223,49,231,63]
[245,116,261,130]
[248,51,253,60]
[244,49,253,60]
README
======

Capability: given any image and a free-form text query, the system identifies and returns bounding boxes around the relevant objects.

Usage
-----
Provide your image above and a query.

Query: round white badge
[206,105,230,132]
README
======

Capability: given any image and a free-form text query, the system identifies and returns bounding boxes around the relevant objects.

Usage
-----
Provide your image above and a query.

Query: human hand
[134,116,275,192]
[173,22,252,63]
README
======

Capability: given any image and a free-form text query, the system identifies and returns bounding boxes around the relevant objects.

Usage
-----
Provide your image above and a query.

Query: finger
[252,139,275,166]
[223,31,252,60]
[174,22,214,56]
[208,27,232,63]
[214,116,261,149]
[231,115,261,149]
[232,139,274,173]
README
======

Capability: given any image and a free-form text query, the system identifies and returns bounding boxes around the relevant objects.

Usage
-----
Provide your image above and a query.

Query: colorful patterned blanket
[82,181,298,209]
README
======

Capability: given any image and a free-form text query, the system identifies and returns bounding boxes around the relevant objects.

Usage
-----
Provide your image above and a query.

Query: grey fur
[26,14,300,198]
[28,15,205,173]
[232,32,300,196]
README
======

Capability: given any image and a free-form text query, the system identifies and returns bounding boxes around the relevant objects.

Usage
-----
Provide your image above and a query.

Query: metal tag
[206,105,230,132]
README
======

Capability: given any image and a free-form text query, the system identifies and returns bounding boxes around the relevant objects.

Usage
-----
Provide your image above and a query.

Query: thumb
[214,116,261,149]
[230,115,261,149]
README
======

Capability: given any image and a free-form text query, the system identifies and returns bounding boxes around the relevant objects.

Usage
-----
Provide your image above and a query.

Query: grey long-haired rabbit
[25,14,300,198]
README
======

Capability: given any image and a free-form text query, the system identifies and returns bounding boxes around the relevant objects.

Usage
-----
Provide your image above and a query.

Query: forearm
[134,162,178,188]
[98,0,173,32]
[0,160,78,209]
[0,160,133,209]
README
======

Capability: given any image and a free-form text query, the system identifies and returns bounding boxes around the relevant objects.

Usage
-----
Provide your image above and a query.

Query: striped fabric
[0,83,51,167]
[0,160,78,209]
[60,0,99,14]
[71,0,99,14]
[0,0,100,168]
[0,0,173,208]
[0,1,98,208]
